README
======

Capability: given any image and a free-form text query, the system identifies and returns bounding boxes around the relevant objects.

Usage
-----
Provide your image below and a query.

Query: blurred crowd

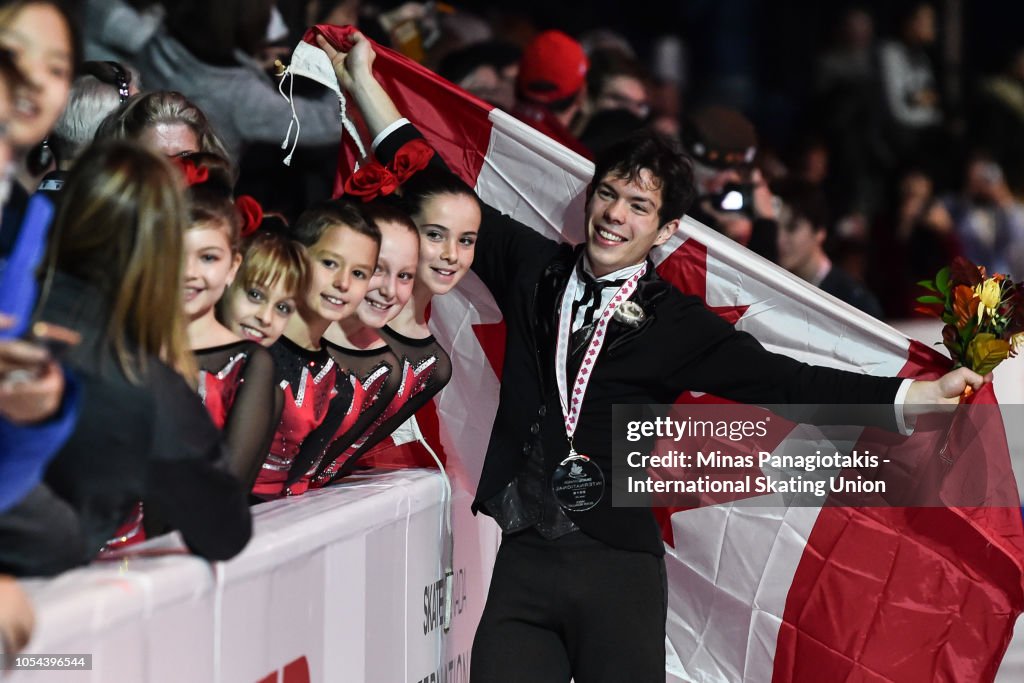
[1,0,1022,656]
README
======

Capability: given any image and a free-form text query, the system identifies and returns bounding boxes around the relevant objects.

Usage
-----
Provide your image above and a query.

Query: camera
[708,183,755,215]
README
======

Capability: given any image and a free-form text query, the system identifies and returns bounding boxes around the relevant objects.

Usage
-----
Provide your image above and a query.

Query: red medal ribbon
[555,260,647,454]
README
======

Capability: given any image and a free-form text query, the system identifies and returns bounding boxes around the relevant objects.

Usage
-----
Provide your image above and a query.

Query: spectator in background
[786,132,876,269]
[438,40,520,111]
[511,30,591,159]
[96,90,231,163]
[972,46,1024,195]
[80,0,161,63]
[584,48,650,122]
[579,108,646,157]
[817,7,876,92]
[305,0,361,35]
[39,60,138,193]
[944,155,1024,279]
[83,0,342,163]
[868,168,958,319]
[814,6,891,217]
[789,135,830,189]
[878,2,943,170]
[646,35,686,141]
[774,180,883,318]
[682,105,779,260]
[0,0,76,258]
[577,48,651,155]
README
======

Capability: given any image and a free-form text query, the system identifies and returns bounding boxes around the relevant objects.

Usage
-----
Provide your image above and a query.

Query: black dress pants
[471,528,667,683]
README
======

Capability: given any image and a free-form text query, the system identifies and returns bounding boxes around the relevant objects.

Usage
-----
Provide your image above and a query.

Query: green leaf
[935,267,952,295]
[917,279,938,292]
[967,333,1011,375]
[916,295,945,305]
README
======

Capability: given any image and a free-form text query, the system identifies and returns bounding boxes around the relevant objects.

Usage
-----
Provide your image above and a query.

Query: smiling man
[324,31,988,683]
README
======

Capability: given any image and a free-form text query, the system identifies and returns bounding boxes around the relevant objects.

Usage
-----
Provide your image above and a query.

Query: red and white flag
[298,27,1024,682]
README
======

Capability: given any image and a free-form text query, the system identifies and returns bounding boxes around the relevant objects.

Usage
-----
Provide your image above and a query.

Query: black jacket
[21,272,252,570]
[378,124,903,555]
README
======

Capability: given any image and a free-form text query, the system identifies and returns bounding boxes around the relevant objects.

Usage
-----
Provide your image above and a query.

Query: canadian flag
[297,26,1024,682]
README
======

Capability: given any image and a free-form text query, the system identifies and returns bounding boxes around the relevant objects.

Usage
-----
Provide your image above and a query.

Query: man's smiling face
[584,169,678,277]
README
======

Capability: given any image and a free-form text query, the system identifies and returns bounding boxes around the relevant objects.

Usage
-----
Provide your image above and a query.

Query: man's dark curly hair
[587,130,696,225]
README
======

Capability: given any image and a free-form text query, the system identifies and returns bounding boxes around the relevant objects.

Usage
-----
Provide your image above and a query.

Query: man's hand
[903,367,990,420]
[316,31,375,93]
[900,368,989,428]
[316,30,403,137]
[908,367,990,405]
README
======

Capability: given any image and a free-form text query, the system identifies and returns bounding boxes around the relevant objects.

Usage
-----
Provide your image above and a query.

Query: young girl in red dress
[290,201,417,490]
[180,157,278,491]
[330,169,482,475]
[219,225,307,349]
[252,201,380,499]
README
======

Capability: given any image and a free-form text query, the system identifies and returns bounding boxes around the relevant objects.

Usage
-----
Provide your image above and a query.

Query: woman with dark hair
[0,0,76,256]
[0,140,252,575]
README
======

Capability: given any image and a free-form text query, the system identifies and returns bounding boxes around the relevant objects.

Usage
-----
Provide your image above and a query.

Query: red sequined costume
[251,336,350,500]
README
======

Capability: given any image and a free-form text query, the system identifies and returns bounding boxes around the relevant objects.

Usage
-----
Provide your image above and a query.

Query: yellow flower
[1013,332,1024,352]
[975,278,1002,322]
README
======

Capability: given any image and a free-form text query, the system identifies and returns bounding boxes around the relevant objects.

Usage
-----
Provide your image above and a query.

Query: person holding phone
[0,319,79,654]
[0,316,79,514]
[0,141,253,577]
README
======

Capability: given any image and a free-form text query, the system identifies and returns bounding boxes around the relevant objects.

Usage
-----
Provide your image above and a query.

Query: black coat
[378,125,903,555]
[21,272,252,570]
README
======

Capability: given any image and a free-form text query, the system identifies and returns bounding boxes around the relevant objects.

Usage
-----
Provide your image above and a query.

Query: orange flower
[952,285,979,329]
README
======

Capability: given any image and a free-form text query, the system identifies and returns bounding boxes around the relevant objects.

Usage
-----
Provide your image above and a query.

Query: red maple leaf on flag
[658,238,750,324]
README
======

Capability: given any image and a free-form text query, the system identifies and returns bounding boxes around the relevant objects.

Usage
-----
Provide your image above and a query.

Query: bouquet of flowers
[916,256,1024,378]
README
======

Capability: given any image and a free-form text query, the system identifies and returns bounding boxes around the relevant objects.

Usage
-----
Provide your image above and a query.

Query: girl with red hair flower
[179,155,278,492]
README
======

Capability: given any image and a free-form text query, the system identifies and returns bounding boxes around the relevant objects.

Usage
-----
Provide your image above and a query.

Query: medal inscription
[551,455,605,511]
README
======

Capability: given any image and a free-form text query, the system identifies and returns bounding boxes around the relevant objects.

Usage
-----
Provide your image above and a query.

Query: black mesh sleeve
[195,342,280,490]
[284,366,356,487]
[304,342,403,483]
[219,347,278,489]
[335,329,452,478]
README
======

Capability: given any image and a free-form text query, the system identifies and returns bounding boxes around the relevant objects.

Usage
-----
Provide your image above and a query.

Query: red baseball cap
[516,30,588,104]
